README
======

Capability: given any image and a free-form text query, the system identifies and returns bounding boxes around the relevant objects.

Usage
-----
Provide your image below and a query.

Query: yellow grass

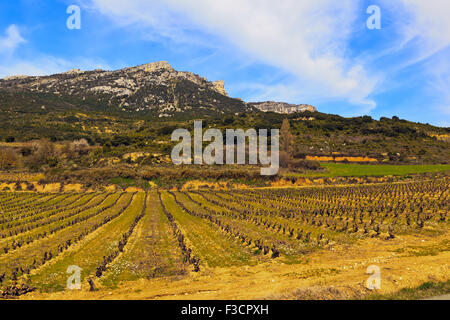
[23,232,450,300]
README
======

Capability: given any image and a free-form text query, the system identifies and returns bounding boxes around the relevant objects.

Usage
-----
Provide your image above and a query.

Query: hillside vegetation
[0,64,448,188]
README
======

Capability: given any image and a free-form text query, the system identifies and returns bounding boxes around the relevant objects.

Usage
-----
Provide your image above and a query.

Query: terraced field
[0,178,448,298]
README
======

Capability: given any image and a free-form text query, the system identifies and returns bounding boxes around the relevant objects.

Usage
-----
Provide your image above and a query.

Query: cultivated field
[0,178,449,299]
[287,163,450,178]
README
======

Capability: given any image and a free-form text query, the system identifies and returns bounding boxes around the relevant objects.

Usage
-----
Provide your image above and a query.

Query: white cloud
[399,0,450,49]
[0,25,26,53]
[0,25,61,78]
[388,0,450,123]
[379,0,450,63]
[426,50,450,117]
[88,0,379,112]
[0,24,111,79]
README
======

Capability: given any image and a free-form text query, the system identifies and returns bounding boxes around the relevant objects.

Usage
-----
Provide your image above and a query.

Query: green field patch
[285,163,450,178]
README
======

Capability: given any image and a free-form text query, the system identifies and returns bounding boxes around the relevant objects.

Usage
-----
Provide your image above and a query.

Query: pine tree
[280,119,293,156]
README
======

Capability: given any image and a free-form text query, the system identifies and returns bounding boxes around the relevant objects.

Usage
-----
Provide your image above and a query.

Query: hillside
[0,62,448,177]
[0,61,252,118]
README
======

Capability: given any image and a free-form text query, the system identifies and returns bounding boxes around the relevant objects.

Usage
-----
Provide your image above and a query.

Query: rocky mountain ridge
[0,61,316,117]
[0,61,250,117]
[250,101,317,114]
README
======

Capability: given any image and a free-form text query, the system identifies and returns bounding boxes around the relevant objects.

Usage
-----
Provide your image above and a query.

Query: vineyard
[0,178,448,298]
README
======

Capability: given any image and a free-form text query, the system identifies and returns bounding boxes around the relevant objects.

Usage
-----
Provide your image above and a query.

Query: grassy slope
[0,193,125,284]
[212,190,357,244]
[365,280,450,300]
[161,191,256,268]
[21,231,450,300]
[25,193,139,291]
[0,194,62,212]
[0,193,100,248]
[187,192,313,263]
[101,191,185,287]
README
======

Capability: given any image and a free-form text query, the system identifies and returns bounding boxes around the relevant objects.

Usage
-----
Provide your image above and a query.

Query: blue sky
[0,0,449,127]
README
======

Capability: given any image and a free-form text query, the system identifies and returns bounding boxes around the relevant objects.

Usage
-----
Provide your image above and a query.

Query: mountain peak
[0,62,316,117]
[211,80,227,96]
[63,69,84,75]
[0,61,250,117]
[127,61,174,72]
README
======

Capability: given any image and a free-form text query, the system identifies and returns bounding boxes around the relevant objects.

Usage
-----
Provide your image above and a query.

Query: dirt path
[22,232,449,300]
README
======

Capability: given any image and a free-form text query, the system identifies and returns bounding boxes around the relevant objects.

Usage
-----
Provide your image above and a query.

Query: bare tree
[0,148,19,169]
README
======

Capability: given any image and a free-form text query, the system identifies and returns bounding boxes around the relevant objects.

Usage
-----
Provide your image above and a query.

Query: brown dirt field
[21,231,449,300]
